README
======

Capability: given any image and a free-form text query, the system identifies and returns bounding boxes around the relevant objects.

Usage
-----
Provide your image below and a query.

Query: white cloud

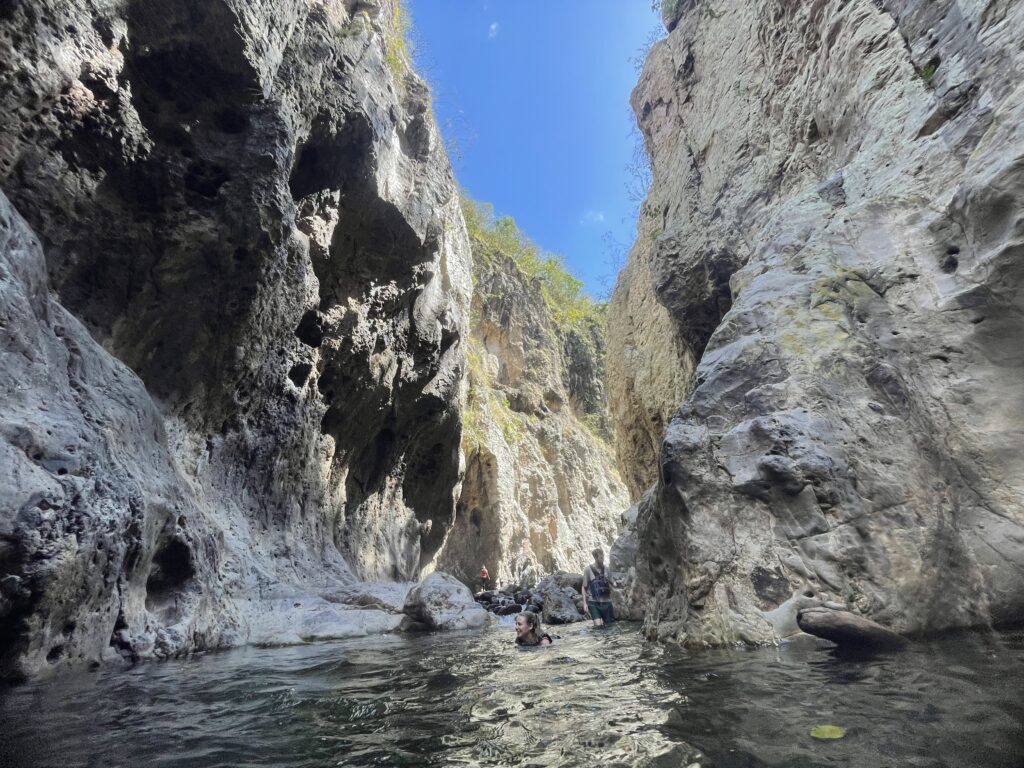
[488,22,499,39]
[580,210,606,225]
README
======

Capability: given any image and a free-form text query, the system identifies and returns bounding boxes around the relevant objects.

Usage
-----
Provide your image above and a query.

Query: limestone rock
[607,236,694,500]
[535,571,584,595]
[435,239,629,587]
[797,607,909,651]
[402,572,490,631]
[613,0,1024,645]
[0,0,471,678]
[538,584,585,625]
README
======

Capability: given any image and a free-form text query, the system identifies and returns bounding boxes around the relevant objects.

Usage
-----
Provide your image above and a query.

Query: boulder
[535,571,584,594]
[539,584,585,624]
[797,607,909,651]
[402,573,490,631]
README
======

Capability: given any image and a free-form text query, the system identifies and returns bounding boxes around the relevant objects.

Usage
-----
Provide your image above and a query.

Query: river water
[2,620,1023,767]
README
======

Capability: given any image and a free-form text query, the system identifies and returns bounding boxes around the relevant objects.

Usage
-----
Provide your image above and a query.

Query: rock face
[0,0,471,678]
[607,235,694,500]
[434,235,629,588]
[613,1,1024,645]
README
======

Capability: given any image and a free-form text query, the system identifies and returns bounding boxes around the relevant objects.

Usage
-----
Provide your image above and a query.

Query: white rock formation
[612,0,1024,645]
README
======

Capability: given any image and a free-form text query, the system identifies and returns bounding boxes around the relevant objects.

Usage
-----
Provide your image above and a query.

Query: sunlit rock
[612,0,1024,645]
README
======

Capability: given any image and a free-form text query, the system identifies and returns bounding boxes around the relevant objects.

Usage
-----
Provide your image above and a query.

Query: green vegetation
[916,57,940,85]
[809,724,847,740]
[460,195,607,334]
[384,1,414,83]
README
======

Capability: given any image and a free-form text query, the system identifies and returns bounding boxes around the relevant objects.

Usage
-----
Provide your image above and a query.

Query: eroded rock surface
[0,0,471,678]
[403,572,489,631]
[614,1,1024,645]
[435,243,629,587]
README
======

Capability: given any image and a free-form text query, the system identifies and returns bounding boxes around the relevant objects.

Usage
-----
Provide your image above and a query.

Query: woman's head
[515,611,542,644]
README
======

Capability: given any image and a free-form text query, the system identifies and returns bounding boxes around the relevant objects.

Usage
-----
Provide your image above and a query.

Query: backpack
[588,564,611,600]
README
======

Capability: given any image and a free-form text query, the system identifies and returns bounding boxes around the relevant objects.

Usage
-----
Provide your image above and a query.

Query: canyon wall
[0,0,471,679]
[435,218,629,587]
[613,0,1024,645]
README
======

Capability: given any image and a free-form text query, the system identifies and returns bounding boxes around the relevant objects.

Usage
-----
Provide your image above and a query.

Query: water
[2,620,1024,767]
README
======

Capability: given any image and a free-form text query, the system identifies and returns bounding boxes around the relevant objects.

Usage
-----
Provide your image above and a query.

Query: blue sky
[407,1,662,297]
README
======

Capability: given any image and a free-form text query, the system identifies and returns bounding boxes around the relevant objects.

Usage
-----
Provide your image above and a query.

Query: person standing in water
[514,611,553,646]
[582,546,615,627]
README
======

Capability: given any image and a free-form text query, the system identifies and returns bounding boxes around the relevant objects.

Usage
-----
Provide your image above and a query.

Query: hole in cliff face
[288,362,313,388]
[289,114,373,200]
[348,428,398,498]
[295,310,324,348]
[940,245,960,274]
[687,256,737,358]
[145,539,194,612]
[184,160,229,200]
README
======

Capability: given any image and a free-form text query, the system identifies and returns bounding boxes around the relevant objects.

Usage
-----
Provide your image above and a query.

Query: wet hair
[592,547,604,559]
[516,611,544,646]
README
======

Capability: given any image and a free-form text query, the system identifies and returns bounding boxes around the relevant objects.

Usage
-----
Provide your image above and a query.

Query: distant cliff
[435,199,628,587]
[612,0,1024,644]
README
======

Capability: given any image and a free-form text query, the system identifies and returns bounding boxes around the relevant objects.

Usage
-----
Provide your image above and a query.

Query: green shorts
[588,600,614,625]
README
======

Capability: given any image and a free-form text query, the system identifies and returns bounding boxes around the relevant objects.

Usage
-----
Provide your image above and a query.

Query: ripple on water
[1,625,1024,767]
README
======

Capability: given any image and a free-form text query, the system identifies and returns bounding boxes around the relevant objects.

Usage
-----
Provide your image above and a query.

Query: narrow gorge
[2,0,1023,697]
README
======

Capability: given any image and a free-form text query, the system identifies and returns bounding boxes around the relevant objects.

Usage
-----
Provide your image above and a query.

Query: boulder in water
[403,573,490,631]
[797,607,909,651]
[539,584,585,624]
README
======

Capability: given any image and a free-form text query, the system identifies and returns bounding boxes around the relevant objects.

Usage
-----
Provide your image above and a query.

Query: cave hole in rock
[295,310,324,348]
[940,245,960,273]
[145,539,195,612]
[184,159,230,199]
[289,114,373,200]
[46,644,65,663]
[288,362,313,388]
[348,428,398,498]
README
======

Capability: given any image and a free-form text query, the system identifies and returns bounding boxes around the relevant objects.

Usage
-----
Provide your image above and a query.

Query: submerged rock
[797,608,909,652]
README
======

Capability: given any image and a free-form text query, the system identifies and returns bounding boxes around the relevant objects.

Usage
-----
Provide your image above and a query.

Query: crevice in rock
[295,310,324,348]
[145,538,194,614]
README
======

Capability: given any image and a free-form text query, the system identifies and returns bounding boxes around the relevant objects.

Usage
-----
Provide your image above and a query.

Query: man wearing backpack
[582,546,615,627]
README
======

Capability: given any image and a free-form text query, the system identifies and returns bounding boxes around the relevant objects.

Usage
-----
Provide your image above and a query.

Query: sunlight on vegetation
[460,195,607,335]
[385,0,414,82]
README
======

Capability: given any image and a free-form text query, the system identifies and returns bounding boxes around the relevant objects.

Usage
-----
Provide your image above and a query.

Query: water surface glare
[2,622,1023,767]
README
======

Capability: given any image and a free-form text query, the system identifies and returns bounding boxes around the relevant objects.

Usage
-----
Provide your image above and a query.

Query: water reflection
[1,622,1022,767]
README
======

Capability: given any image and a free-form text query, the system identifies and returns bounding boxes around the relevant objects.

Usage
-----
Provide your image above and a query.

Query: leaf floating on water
[810,724,846,740]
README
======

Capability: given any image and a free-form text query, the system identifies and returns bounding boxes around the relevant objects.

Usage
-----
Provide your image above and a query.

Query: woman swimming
[514,611,553,646]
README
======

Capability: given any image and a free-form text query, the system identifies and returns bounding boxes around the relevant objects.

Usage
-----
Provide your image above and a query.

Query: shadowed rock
[797,607,909,651]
